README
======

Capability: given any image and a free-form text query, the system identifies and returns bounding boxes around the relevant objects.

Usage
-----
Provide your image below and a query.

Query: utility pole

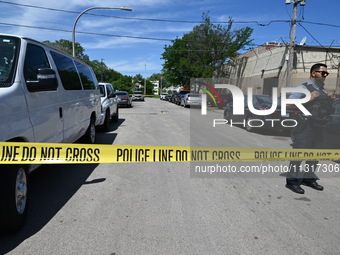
[100,58,104,82]
[285,0,306,87]
[160,76,163,95]
[144,64,146,95]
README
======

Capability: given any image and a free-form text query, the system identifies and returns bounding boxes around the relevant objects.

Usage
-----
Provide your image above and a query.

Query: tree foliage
[161,13,253,87]
[112,75,133,92]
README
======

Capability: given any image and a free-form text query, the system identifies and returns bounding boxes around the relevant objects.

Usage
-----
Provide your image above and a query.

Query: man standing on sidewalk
[285,63,334,194]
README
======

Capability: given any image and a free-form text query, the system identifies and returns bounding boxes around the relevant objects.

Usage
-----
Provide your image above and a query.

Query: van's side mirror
[109,92,116,98]
[26,68,58,92]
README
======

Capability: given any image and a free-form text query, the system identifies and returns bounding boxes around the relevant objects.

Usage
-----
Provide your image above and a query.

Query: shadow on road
[0,119,124,254]
[0,164,98,254]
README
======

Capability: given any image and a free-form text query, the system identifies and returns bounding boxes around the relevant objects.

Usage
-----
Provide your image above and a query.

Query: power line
[299,21,340,29]
[0,1,238,23]
[0,22,173,41]
[1,1,340,48]
[0,1,271,24]
[1,21,339,48]
[297,23,323,47]
[0,1,78,14]
[2,0,340,30]
[0,1,309,26]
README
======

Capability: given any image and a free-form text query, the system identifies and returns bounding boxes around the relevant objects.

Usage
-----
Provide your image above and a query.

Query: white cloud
[103,57,162,76]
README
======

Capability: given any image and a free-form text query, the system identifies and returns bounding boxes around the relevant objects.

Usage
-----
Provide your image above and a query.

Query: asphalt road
[1,98,340,255]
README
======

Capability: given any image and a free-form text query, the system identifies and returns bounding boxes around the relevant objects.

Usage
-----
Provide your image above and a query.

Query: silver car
[116,91,132,107]
[181,93,201,107]
[131,91,144,101]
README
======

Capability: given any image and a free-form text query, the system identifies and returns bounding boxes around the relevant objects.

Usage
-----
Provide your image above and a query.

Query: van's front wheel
[83,117,96,144]
[112,108,119,122]
[0,165,29,234]
[102,110,111,132]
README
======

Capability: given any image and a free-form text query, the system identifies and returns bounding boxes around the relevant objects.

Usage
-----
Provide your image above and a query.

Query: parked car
[98,83,119,131]
[175,90,190,105]
[323,114,340,149]
[169,91,178,103]
[164,94,172,101]
[116,91,132,107]
[207,93,233,109]
[160,93,168,100]
[218,94,233,109]
[131,91,144,101]
[0,34,101,234]
[223,95,294,133]
[181,93,202,107]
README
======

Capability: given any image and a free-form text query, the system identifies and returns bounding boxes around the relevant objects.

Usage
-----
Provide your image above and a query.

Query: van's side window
[50,51,82,90]
[75,61,96,90]
[0,36,19,86]
[24,44,50,82]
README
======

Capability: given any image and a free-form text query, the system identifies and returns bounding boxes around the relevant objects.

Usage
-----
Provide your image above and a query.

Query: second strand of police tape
[1,142,340,164]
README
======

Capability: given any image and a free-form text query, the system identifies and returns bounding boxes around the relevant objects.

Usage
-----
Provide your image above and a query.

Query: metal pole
[286,1,298,87]
[144,64,146,95]
[100,58,104,82]
[72,7,132,57]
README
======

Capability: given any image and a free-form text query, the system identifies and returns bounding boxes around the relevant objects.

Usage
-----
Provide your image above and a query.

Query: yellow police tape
[1,142,340,164]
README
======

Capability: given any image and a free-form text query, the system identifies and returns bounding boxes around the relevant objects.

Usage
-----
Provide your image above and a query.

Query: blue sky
[0,0,339,78]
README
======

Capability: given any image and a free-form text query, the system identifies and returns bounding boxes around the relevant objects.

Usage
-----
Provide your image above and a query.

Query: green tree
[88,60,122,83]
[112,75,133,93]
[161,13,253,86]
[145,80,155,95]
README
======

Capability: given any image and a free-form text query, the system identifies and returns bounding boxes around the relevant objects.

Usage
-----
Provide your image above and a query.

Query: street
[1,98,340,255]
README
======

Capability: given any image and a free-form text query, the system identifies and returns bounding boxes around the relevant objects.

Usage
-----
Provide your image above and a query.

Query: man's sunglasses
[314,70,329,76]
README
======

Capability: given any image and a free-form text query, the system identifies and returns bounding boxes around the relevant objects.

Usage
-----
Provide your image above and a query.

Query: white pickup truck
[98,83,119,131]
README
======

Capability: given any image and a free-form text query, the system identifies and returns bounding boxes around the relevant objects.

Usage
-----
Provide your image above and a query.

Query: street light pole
[72,6,132,57]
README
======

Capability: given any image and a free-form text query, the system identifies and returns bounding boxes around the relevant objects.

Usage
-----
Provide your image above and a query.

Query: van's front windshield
[0,35,19,86]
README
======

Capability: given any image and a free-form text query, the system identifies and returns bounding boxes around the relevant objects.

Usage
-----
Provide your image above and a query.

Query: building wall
[227,44,340,95]
[151,80,159,95]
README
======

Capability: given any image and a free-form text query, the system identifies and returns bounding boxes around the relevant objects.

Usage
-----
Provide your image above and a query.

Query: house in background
[225,42,340,95]
[151,80,159,95]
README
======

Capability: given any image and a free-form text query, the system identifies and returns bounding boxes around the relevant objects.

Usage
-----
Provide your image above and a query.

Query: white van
[0,34,101,233]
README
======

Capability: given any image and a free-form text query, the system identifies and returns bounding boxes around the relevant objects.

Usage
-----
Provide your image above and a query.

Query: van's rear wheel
[83,118,96,144]
[0,165,29,234]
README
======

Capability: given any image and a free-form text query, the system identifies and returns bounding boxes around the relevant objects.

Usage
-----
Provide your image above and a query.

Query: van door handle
[59,107,63,118]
